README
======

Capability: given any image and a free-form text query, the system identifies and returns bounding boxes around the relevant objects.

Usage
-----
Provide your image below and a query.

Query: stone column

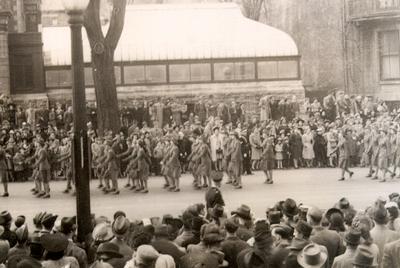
[0,11,11,96]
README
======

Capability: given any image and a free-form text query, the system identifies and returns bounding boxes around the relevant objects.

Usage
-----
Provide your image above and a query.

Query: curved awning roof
[42,3,299,66]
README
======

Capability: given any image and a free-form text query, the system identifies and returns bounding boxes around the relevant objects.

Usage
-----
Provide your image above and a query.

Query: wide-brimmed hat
[295,220,313,238]
[325,208,344,221]
[352,246,376,267]
[181,252,220,268]
[14,216,26,228]
[60,216,76,234]
[41,213,58,227]
[154,224,170,238]
[0,211,12,225]
[96,242,123,259]
[15,225,29,242]
[267,210,282,225]
[92,222,114,242]
[344,228,361,246]
[40,233,68,253]
[202,223,224,244]
[135,245,159,265]
[231,204,252,220]
[210,205,225,219]
[112,216,130,236]
[297,243,328,268]
[282,198,299,217]
[338,197,350,209]
[372,205,389,224]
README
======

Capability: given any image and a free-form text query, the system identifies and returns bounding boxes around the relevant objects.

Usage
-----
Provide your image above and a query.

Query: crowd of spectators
[1,191,400,267]
[0,91,395,188]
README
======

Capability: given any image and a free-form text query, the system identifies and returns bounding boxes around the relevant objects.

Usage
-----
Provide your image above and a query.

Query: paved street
[0,167,398,223]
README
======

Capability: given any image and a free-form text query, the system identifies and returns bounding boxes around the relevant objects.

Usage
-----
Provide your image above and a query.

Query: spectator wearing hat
[13,216,26,231]
[307,206,345,267]
[269,224,293,268]
[352,246,376,268]
[32,213,45,237]
[39,214,58,237]
[237,220,273,268]
[60,217,88,268]
[94,242,124,268]
[151,225,185,266]
[173,211,194,247]
[332,228,361,268]
[41,233,79,268]
[385,201,400,232]
[0,240,10,268]
[369,204,400,265]
[110,216,133,259]
[8,225,29,259]
[282,198,299,228]
[297,243,328,268]
[209,205,227,228]
[180,216,204,249]
[286,220,325,268]
[0,211,17,248]
[230,205,254,242]
[221,219,249,268]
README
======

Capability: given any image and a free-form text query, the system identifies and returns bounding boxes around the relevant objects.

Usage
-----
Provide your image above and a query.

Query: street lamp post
[62,0,91,243]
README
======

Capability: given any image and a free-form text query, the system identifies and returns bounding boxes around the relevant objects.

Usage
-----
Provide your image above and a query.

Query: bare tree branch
[84,0,105,47]
[105,0,127,50]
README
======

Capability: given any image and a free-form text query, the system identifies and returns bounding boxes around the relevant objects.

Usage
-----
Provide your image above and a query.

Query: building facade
[263,0,400,101]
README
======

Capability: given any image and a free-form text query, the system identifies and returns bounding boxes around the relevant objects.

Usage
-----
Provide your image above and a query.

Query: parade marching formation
[0,92,399,198]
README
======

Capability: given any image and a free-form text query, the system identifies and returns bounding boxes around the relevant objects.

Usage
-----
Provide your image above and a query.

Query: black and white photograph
[0,0,399,267]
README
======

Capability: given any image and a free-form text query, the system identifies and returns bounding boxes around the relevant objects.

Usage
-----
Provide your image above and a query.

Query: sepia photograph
[0,0,399,267]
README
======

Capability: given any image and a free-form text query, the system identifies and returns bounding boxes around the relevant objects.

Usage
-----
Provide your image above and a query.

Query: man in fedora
[221,219,249,268]
[352,246,376,268]
[308,206,345,267]
[282,198,299,228]
[231,205,254,241]
[151,224,185,265]
[0,211,17,247]
[332,228,361,268]
[8,224,29,259]
[286,220,328,268]
[369,204,400,265]
[95,242,124,268]
[270,224,293,268]
[39,213,58,237]
[297,243,328,268]
[110,215,133,259]
[60,216,88,268]
[41,233,79,268]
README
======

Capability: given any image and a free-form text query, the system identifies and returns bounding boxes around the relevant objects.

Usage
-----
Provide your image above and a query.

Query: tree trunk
[92,46,120,135]
[84,0,126,136]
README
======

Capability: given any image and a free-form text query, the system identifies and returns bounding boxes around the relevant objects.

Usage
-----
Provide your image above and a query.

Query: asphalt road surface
[0,167,397,223]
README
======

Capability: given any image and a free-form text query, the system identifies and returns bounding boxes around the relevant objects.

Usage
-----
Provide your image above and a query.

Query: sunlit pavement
[0,167,397,223]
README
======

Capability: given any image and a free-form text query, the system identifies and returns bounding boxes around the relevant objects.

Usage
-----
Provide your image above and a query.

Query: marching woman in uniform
[377,129,389,182]
[119,137,136,189]
[100,140,120,195]
[34,139,51,198]
[187,135,201,189]
[393,127,400,178]
[121,139,139,191]
[228,131,243,189]
[370,127,380,180]
[133,140,151,193]
[261,135,275,184]
[194,135,212,188]
[166,137,181,192]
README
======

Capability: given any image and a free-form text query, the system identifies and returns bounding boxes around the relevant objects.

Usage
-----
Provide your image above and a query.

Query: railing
[348,0,400,19]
